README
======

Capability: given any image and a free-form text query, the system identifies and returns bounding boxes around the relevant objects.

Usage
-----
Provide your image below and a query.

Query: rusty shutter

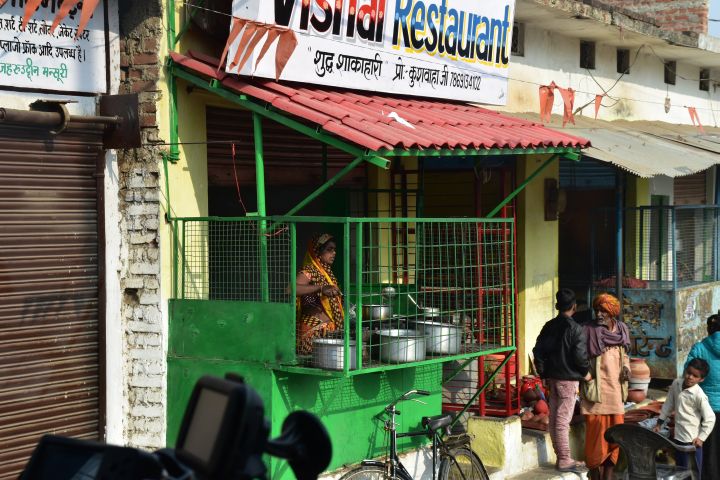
[0,124,103,479]
[674,172,707,205]
[206,106,356,187]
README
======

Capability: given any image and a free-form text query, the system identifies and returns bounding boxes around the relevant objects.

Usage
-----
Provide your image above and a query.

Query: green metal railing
[172,216,516,376]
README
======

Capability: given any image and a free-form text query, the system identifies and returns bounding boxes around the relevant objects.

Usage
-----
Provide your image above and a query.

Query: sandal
[557,460,587,472]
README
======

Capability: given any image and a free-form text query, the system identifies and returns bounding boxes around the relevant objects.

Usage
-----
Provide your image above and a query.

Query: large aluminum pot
[376,329,426,363]
[312,339,357,370]
[414,320,462,354]
[362,304,393,321]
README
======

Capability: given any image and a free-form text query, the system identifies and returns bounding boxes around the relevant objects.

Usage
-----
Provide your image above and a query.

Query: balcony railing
[171,216,516,375]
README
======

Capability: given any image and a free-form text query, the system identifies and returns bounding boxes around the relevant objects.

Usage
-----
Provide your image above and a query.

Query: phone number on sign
[450,72,482,90]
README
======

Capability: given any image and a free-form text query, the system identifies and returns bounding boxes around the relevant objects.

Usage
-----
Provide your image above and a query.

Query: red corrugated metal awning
[170,51,590,153]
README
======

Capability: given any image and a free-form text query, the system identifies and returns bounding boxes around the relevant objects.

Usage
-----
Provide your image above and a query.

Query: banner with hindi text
[0,1,107,94]
[227,0,515,105]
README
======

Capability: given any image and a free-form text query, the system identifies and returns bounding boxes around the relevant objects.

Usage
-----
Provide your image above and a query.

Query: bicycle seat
[422,414,452,432]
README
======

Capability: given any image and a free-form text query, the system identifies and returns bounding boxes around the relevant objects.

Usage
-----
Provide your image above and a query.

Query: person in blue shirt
[685,313,720,479]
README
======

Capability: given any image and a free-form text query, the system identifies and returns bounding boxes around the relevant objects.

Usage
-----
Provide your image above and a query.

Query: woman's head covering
[311,233,334,258]
[298,233,344,324]
[593,293,621,318]
[306,233,335,267]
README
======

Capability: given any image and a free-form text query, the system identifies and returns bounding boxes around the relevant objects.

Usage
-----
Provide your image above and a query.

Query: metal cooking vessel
[362,304,393,320]
[376,329,426,363]
[312,338,357,370]
[414,320,462,354]
[422,307,441,318]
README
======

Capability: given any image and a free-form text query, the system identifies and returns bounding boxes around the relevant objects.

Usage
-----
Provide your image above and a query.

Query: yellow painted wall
[158,4,244,302]
[367,158,418,283]
[516,155,559,374]
[624,176,651,278]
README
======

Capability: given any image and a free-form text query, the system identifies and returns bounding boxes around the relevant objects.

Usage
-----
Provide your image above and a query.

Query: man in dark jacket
[533,289,591,472]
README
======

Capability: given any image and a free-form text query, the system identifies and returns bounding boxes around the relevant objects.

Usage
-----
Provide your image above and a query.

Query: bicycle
[340,389,489,480]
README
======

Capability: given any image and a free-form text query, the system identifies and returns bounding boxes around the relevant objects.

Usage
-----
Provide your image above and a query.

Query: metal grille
[176,219,292,303]
[172,217,515,374]
[593,206,720,290]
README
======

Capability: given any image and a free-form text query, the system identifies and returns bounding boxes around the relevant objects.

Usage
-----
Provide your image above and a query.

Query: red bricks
[597,0,708,33]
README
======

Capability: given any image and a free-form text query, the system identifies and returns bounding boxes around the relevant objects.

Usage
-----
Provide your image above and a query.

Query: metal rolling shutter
[0,124,103,479]
[674,172,707,205]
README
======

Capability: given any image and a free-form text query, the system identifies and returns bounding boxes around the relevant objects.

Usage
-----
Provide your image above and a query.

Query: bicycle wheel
[439,447,489,480]
[339,465,389,480]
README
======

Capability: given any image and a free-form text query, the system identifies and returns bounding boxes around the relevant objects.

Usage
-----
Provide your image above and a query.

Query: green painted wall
[169,300,296,364]
[168,300,442,478]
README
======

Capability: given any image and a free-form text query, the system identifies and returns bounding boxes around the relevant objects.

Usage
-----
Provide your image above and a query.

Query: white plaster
[104,0,124,445]
[650,176,674,203]
[503,24,720,127]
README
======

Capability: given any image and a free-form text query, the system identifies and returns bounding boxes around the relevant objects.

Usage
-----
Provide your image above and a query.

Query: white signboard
[0,1,107,93]
[229,0,515,105]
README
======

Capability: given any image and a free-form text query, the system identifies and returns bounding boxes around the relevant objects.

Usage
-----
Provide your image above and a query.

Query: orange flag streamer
[557,87,576,126]
[235,25,269,75]
[218,17,246,71]
[538,82,556,123]
[74,0,101,40]
[594,94,604,119]
[275,30,298,81]
[688,107,706,134]
[50,0,80,33]
[254,28,282,72]
[21,0,43,31]
[229,22,258,70]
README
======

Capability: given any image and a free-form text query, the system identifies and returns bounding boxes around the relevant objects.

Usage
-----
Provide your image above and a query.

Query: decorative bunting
[74,0,101,40]
[236,25,269,75]
[218,17,246,71]
[21,0,43,31]
[557,87,575,126]
[254,28,282,72]
[594,94,604,119]
[538,82,556,123]
[229,23,259,70]
[219,16,299,82]
[50,0,80,33]
[275,30,298,81]
[688,107,706,134]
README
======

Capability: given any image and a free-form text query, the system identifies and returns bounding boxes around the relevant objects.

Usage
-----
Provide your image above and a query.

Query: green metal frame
[173,215,516,378]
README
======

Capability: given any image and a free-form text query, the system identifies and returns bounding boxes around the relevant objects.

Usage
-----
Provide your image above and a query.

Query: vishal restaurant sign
[227,0,516,104]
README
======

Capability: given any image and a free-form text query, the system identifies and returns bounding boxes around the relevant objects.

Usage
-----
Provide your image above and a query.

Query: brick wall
[117,0,165,450]
[591,0,709,34]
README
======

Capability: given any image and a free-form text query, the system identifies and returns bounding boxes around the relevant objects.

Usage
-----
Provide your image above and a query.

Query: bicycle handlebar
[386,389,431,411]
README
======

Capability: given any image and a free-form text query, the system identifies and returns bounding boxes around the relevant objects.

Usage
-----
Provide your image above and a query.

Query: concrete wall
[516,155,559,373]
[504,23,720,126]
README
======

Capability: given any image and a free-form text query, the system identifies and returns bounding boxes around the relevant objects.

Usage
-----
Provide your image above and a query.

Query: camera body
[20,375,331,480]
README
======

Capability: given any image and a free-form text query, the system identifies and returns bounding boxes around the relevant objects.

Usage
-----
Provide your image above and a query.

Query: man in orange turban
[582,293,631,480]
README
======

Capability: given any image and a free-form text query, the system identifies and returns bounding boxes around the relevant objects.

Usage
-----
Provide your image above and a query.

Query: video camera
[20,374,332,480]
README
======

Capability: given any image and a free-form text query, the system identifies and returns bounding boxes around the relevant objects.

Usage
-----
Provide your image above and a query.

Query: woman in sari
[295,233,344,355]
[581,293,631,480]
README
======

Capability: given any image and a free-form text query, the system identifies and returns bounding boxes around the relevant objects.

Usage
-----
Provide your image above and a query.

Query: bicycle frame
[355,390,475,480]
